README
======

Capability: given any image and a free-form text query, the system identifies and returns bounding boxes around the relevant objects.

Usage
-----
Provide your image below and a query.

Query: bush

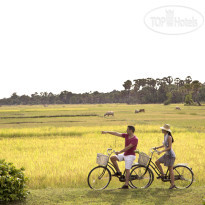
[184,94,194,105]
[0,159,29,202]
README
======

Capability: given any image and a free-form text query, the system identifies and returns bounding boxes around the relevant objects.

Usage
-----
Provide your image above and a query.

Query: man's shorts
[115,154,136,170]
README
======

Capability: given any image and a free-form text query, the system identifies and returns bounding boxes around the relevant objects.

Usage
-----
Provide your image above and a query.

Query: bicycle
[88,148,133,190]
[87,148,194,190]
[129,148,194,189]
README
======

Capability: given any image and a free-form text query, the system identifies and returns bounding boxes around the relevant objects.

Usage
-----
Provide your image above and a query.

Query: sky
[0,0,205,99]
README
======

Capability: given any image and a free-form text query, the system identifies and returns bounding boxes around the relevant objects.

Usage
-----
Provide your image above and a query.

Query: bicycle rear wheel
[129,165,154,188]
[87,166,111,190]
[172,165,194,189]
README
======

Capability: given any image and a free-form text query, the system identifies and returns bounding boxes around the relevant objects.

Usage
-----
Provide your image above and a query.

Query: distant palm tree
[123,80,132,103]
[166,76,173,85]
[158,77,167,88]
[185,76,192,84]
[156,78,162,86]
[174,78,180,89]
[123,80,132,90]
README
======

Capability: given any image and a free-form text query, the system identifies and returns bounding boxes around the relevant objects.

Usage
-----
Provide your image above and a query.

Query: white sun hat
[160,124,172,132]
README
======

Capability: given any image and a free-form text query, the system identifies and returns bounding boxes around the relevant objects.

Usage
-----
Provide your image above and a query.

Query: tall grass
[0,125,204,188]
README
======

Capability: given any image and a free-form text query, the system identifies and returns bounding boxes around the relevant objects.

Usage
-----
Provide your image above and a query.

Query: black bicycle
[130,148,194,189]
[88,148,136,190]
[87,148,194,190]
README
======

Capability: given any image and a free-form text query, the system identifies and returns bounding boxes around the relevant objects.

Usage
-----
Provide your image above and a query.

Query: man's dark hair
[128,125,135,133]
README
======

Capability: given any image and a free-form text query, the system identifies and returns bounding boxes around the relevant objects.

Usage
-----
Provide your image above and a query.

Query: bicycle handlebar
[150,147,160,154]
[107,148,115,156]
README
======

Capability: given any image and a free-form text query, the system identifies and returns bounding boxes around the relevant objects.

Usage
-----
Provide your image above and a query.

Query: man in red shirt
[102,126,138,189]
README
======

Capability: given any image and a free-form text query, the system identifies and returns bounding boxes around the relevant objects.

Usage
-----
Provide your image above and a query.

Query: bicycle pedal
[119,176,126,182]
[130,175,138,180]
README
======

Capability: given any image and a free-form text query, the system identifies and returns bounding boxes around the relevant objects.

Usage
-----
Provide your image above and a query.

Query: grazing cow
[135,110,139,113]
[176,107,181,110]
[139,109,145,113]
[104,111,114,117]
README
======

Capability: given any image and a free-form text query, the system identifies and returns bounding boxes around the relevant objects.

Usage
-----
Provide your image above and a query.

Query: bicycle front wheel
[172,165,194,189]
[87,166,111,190]
[129,165,153,188]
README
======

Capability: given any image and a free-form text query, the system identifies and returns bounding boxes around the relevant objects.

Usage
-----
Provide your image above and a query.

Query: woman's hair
[168,131,174,143]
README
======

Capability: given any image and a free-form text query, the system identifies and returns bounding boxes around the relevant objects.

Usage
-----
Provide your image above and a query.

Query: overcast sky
[0,0,204,99]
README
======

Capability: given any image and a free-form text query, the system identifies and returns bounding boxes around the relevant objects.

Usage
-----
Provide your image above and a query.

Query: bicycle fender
[174,163,190,168]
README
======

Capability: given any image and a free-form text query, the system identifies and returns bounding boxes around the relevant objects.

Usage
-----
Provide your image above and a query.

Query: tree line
[0,76,205,105]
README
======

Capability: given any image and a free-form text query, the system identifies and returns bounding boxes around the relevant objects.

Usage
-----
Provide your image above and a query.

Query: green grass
[1,103,205,130]
[11,187,205,205]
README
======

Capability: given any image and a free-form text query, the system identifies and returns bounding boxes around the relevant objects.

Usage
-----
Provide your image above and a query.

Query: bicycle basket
[96,153,109,166]
[138,152,150,166]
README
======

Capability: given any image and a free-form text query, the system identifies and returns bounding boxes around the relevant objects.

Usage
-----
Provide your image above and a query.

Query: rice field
[0,104,205,189]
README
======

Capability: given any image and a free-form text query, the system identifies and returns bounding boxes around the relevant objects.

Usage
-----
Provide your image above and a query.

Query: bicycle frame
[143,149,170,180]
[104,149,127,177]
[105,148,167,178]
[101,148,171,182]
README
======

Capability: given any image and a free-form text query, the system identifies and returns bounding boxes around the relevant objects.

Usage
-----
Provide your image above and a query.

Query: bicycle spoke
[88,166,111,190]
[129,166,153,188]
[173,166,193,189]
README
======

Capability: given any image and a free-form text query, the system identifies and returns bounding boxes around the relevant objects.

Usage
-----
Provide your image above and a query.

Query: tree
[157,85,167,103]
[59,91,73,104]
[133,82,140,92]
[150,78,156,88]
[179,80,185,87]
[161,77,168,87]
[10,92,19,105]
[146,78,152,87]
[191,80,202,105]
[156,78,162,87]
[141,79,147,88]
[164,92,172,105]
[137,87,157,103]
[2,75,205,105]
[174,78,180,88]
[185,76,192,84]
[48,92,56,104]
[184,83,192,94]
[171,90,184,103]
[123,80,132,90]
[123,80,132,103]
[166,76,173,85]
[19,95,30,105]
[185,94,194,105]
[162,77,168,84]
